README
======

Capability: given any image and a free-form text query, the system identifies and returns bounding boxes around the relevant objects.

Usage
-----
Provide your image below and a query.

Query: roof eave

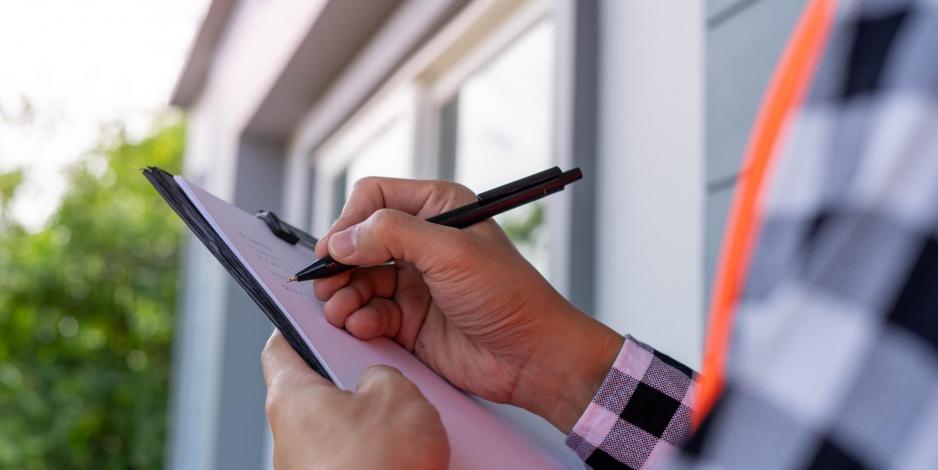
[170,0,238,108]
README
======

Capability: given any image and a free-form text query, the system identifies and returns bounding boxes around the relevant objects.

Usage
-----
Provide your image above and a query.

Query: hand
[262,331,449,470]
[312,177,623,433]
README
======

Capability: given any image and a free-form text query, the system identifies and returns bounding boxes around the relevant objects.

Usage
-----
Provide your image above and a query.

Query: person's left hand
[261,331,450,470]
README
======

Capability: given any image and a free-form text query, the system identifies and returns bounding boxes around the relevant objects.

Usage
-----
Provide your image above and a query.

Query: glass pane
[331,169,347,220]
[336,117,412,209]
[449,20,555,276]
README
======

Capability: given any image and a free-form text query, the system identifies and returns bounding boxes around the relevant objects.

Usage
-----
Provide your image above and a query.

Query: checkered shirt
[565,336,699,469]
[566,0,938,468]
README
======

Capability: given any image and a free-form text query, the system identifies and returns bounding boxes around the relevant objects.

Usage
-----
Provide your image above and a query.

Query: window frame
[307,0,568,282]
[310,86,419,235]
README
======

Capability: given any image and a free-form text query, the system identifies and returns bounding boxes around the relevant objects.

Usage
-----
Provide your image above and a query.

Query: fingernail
[329,227,356,259]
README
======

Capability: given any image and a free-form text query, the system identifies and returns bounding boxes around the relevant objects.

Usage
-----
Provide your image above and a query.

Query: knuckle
[402,399,442,426]
[349,176,382,197]
[369,208,400,236]
[346,176,388,207]
[449,182,476,199]
[367,364,401,383]
[433,180,476,205]
[337,177,383,221]
[336,205,357,222]
[335,207,363,229]
[312,280,329,301]
[359,365,404,393]
[322,299,346,327]
[264,387,288,424]
[260,334,279,368]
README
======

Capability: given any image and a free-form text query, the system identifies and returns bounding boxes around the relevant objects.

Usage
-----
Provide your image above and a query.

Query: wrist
[512,303,623,434]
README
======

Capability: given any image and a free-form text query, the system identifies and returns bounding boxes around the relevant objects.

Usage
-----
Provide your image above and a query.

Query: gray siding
[704,0,807,300]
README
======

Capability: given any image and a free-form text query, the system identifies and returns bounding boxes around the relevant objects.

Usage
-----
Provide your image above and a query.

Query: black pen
[289,166,582,282]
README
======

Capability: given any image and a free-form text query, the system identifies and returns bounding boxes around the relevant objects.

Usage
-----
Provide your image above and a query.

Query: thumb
[327,208,469,276]
[261,330,331,390]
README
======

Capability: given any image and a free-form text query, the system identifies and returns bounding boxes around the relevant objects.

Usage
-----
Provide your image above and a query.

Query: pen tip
[287,276,297,282]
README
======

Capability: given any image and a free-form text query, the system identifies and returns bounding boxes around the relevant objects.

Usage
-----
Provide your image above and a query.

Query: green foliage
[0,169,24,217]
[500,202,545,245]
[0,119,185,469]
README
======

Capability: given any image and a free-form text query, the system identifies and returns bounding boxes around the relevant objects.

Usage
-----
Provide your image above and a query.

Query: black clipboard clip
[255,211,318,251]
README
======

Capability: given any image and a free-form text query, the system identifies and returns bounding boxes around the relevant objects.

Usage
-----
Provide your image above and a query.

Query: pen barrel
[294,256,355,281]
[428,172,576,228]
[426,202,486,228]
[318,258,355,278]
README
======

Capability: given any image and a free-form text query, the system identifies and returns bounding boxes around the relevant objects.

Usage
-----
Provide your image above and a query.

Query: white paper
[176,177,579,469]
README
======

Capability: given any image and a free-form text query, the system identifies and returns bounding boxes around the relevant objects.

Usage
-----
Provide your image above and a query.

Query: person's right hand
[312,177,623,433]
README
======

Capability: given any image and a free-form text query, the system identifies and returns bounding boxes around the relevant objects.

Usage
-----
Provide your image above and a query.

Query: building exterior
[166,0,806,468]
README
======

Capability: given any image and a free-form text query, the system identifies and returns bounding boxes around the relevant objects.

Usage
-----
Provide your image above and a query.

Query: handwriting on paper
[237,231,311,298]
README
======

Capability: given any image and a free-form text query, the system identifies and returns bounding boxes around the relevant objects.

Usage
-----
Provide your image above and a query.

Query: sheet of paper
[176,177,579,469]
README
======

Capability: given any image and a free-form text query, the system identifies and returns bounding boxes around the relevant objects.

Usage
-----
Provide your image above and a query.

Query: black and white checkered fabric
[566,336,698,469]
[673,0,938,467]
[565,0,938,468]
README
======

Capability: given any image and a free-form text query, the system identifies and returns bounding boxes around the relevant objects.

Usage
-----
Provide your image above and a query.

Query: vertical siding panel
[704,0,807,299]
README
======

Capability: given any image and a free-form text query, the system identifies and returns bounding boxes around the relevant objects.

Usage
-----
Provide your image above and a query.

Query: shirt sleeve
[565,335,699,469]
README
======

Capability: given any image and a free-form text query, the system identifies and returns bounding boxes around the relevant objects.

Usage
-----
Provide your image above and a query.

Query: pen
[289,166,583,282]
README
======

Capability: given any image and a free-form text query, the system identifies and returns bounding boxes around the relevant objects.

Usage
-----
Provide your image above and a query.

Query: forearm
[510,304,699,468]
[511,304,625,433]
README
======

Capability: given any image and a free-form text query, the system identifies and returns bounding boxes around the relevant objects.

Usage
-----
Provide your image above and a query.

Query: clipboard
[143,166,580,468]
[144,167,330,379]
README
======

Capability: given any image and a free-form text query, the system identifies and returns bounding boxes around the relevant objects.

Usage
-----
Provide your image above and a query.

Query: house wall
[167,0,810,467]
[592,0,810,369]
[182,0,330,196]
[166,2,330,469]
[594,0,705,368]
[704,0,808,301]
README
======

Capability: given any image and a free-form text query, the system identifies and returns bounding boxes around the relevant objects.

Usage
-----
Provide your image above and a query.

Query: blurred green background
[0,119,185,469]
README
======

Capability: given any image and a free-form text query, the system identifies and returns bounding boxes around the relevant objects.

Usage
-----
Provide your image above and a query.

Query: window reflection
[345,119,411,192]
[333,117,412,218]
[440,20,555,275]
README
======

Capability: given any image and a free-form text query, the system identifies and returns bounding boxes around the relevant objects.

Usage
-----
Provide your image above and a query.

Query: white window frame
[424,1,552,106]
[310,86,419,235]
[412,0,553,179]
[307,0,559,265]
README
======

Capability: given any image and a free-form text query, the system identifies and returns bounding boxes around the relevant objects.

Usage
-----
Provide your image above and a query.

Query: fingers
[320,266,402,342]
[312,269,352,301]
[345,298,402,340]
[355,365,423,400]
[326,208,474,277]
[262,331,348,439]
[261,330,332,391]
[317,264,396,303]
[316,177,476,258]
[322,266,397,326]
[326,292,403,341]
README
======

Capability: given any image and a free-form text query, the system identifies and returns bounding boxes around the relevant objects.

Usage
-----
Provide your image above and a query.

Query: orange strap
[694,0,837,426]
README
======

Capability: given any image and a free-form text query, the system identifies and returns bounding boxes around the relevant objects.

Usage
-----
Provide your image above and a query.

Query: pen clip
[476,166,563,205]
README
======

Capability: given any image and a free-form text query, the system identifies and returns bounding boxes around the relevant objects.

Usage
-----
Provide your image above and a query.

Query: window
[333,117,413,218]
[311,0,557,279]
[344,119,411,193]
[438,20,554,274]
[311,88,416,234]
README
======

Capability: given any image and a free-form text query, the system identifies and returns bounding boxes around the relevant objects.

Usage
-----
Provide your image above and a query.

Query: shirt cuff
[565,335,699,469]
